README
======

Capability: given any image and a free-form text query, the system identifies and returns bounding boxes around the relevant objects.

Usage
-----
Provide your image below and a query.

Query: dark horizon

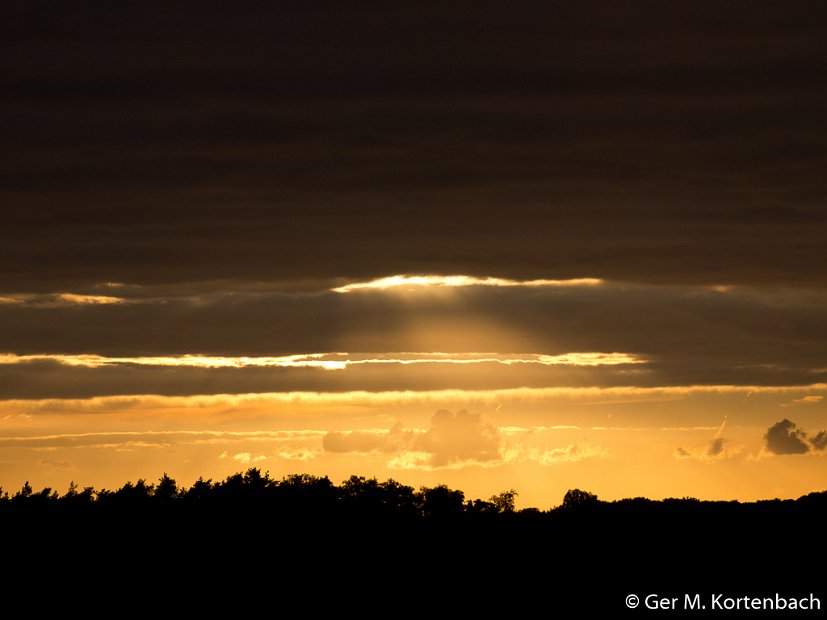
[5,466,826,616]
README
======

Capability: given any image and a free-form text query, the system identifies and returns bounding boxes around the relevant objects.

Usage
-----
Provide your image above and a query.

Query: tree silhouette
[489,488,518,512]
[420,484,465,519]
[154,473,179,503]
[561,488,598,509]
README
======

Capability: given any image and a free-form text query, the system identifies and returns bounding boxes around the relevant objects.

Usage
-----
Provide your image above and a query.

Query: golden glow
[2,383,827,506]
[531,353,642,366]
[56,293,125,305]
[0,293,126,306]
[0,351,645,369]
[332,274,604,293]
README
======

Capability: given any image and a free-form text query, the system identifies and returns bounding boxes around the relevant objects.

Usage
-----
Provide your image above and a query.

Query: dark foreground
[3,470,824,617]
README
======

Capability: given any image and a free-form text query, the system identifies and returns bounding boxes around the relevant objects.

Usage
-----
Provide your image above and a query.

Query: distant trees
[2,472,825,617]
[0,470,536,532]
[2,471,826,601]
[2,471,827,537]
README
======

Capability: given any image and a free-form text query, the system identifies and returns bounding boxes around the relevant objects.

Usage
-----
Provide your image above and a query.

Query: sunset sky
[2,1,826,508]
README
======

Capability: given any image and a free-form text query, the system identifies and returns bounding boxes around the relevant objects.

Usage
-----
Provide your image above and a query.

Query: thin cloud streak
[0,429,326,449]
[332,275,603,293]
[0,351,646,370]
[2,383,825,414]
[0,293,128,307]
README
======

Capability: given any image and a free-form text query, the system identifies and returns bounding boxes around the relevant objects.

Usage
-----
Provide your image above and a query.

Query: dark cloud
[763,418,827,455]
[707,437,726,458]
[0,356,656,400]
[0,352,821,400]
[765,419,812,455]
[2,2,826,290]
[674,447,691,459]
[809,431,827,452]
[1,281,827,397]
[2,3,825,401]
[3,281,827,363]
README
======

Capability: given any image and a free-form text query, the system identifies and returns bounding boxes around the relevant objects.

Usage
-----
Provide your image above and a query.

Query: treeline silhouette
[4,470,824,613]
[3,468,825,528]
[1,469,520,523]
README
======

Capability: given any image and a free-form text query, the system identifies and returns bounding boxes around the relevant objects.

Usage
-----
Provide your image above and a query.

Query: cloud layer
[2,3,825,291]
[322,408,613,471]
[0,280,825,397]
[1,3,826,506]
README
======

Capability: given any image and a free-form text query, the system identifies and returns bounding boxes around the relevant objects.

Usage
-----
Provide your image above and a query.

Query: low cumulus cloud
[706,419,728,457]
[322,424,416,454]
[675,419,730,460]
[39,458,71,469]
[417,409,500,467]
[535,444,607,465]
[810,431,827,451]
[275,448,321,462]
[324,410,610,470]
[764,418,827,455]
[322,430,387,453]
[706,437,725,457]
[219,451,267,464]
[324,409,501,469]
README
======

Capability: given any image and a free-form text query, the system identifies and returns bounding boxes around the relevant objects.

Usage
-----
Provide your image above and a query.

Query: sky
[1,1,826,507]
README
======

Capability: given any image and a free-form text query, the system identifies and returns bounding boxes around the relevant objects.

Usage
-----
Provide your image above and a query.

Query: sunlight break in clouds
[55,293,125,305]
[332,274,603,293]
[0,293,126,306]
